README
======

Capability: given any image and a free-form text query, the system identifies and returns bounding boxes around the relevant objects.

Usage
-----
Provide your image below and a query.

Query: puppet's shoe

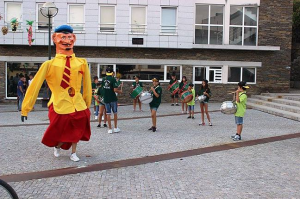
[70,153,80,162]
[54,147,60,157]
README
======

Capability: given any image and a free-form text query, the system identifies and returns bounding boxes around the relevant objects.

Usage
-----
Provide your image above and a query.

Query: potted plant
[26,20,35,46]
[10,18,19,31]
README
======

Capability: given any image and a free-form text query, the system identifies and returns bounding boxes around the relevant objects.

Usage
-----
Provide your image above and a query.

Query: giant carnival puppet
[21,25,92,162]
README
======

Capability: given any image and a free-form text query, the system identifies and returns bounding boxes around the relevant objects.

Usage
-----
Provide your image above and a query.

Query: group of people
[16,73,34,111]
[20,24,248,163]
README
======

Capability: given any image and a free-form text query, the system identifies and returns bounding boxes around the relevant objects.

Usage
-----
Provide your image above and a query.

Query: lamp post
[40,2,58,60]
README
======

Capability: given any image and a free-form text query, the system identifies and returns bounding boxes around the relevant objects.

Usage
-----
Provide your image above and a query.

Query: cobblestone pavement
[1,103,300,198]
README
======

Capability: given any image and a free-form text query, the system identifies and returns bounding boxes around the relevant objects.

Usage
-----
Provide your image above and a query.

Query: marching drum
[180,91,193,103]
[168,81,180,95]
[220,101,237,114]
[130,86,143,99]
[139,91,153,104]
[197,95,207,102]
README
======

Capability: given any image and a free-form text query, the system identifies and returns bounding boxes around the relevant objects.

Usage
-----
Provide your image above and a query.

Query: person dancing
[21,25,92,162]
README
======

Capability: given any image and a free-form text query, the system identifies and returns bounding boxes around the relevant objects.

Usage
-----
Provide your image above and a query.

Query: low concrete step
[282,96,300,102]
[271,98,300,108]
[248,98,300,114]
[247,102,300,121]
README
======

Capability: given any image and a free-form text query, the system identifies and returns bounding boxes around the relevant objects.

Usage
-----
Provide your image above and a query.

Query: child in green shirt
[232,81,249,141]
[187,83,195,119]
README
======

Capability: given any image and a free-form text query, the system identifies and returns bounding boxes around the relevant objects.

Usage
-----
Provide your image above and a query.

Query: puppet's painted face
[52,33,76,54]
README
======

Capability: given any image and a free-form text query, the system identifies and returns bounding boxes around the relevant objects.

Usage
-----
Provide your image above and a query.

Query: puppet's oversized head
[52,25,76,56]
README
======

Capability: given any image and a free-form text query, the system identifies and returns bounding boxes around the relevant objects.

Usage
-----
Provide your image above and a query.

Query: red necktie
[60,56,71,89]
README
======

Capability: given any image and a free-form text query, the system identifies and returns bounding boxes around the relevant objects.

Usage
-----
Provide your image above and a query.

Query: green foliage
[26,20,34,26]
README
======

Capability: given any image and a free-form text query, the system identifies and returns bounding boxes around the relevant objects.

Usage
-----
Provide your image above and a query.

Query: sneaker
[152,127,157,132]
[103,124,107,127]
[192,116,195,119]
[187,116,191,119]
[54,147,60,157]
[97,124,101,128]
[176,103,180,106]
[232,135,241,141]
[199,123,205,126]
[148,126,153,130]
[171,104,174,106]
[114,127,121,133]
[70,153,80,162]
[209,122,212,126]
[95,116,98,120]
[108,129,113,134]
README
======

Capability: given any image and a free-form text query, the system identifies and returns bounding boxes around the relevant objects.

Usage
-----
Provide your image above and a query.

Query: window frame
[193,66,223,84]
[129,5,147,34]
[36,3,54,32]
[99,4,116,34]
[160,6,178,35]
[229,6,259,46]
[97,64,181,82]
[5,2,23,32]
[67,4,85,33]
[194,4,224,45]
[227,66,257,84]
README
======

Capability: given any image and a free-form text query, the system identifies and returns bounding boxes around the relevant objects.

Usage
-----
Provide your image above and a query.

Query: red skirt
[41,105,91,150]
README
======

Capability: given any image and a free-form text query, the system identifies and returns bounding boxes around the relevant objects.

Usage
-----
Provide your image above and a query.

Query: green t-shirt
[187,89,195,106]
[132,81,143,88]
[169,79,177,85]
[150,86,162,108]
[198,87,211,103]
[235,91,247,117]
[179,81,188,92]
[102,76,118,103]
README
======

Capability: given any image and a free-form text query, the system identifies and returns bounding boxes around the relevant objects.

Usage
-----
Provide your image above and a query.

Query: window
[68,4,85,31]
[208,67,222,83]
[116,64,164,81]
[166,65,182,81]
[37,3,53,31]
[161,7,177,34]
[5,2,22,30]
[6,62,46,99]
[228,67,256,83]
[130,6,147,34]
[99,5,116,33]
[193,66,222,83]
[230,6,258,46]
[195,5,224,45]
[98,64,115,79]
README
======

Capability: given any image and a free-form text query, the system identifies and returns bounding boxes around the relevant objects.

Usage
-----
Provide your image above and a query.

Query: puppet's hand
[21,116,27,122]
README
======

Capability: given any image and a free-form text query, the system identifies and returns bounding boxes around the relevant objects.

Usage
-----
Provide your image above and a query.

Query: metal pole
[48,16,51,60]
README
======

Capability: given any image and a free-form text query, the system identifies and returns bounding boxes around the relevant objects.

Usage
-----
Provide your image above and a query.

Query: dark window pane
[166,66,180,80]
[229,27,242,45]
[242,68,255,83]
[195,25,208,44]
[244,27,257,46]
[116,65,164,80]
[195,67,206,81]
[210,5,223,25]
[228,67,241,82]
[209,70,214,82]
[210,26,223,45]
[6,62,45,98]
[196,5,209,24]
[230,6,243,25]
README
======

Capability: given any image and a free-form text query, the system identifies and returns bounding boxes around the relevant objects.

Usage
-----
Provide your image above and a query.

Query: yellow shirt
[21,53,92,116]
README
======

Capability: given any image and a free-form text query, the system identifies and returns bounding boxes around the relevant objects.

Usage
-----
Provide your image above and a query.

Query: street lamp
[40,2,58,60]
